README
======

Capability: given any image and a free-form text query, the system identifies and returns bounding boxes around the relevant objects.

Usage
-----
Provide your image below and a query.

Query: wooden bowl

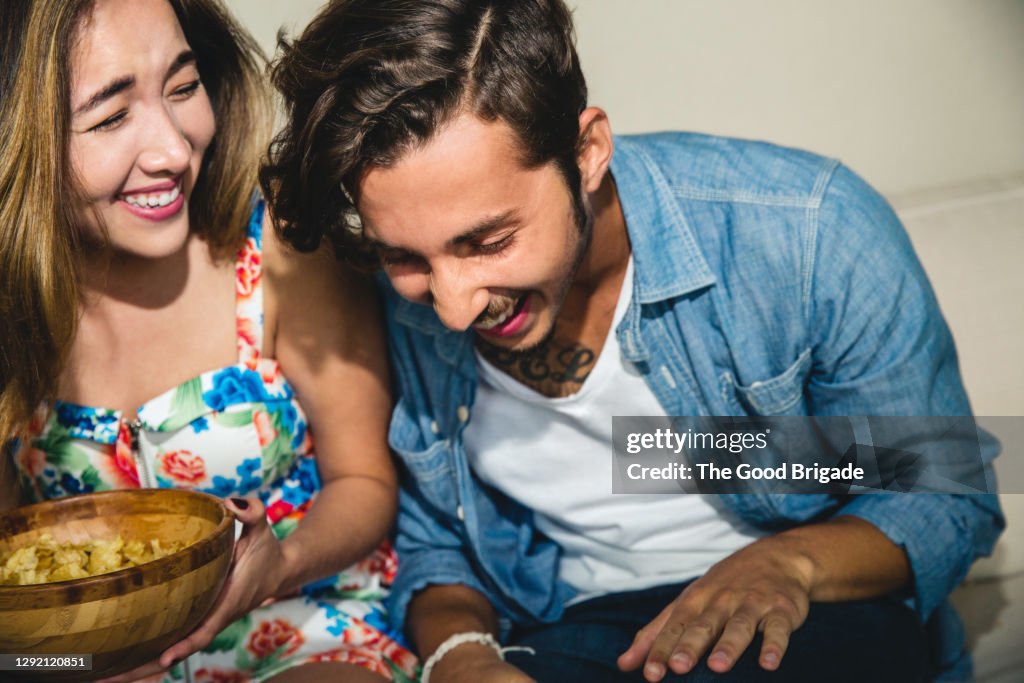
[0,490,234,682]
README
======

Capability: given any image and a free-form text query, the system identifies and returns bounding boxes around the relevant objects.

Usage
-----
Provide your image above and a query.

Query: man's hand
[430,644,536,683]
[617,516,910,682]
[96,496,287,683]
[617,534,814,681]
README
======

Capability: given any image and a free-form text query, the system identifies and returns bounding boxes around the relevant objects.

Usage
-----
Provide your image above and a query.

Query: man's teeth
[476,302,517,330]
[123,185,180,208]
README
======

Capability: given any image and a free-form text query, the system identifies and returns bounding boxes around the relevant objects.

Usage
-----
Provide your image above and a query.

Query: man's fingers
[703,610,760,673]
[641,617,688,682]
[656,609,725,679]
[758,613,794,671]
[617,603,674,671]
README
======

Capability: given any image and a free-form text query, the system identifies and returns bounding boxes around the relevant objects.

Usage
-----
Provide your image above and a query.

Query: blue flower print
[60,471,91,495]
[197,457,263,498]
[54,403,120,443]
[202,475,238,498]
[281,482,310,507]
[248,200,265,249]
[294,456,321,493]
[202,368,272,411]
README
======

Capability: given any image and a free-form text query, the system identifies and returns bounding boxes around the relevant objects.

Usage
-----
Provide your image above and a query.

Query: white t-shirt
[463,258,765,601]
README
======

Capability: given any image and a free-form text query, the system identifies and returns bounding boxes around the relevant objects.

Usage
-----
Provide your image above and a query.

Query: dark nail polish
[230,497,249,510]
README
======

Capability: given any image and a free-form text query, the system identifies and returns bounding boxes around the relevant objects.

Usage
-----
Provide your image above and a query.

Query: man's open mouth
[474,294,530,336]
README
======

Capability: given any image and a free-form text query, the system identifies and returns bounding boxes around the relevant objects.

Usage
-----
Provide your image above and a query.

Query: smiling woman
[0,1,416,682]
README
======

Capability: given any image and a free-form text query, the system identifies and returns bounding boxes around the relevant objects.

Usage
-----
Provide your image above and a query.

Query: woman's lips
[119,184,185,221]
[475,293,531,338]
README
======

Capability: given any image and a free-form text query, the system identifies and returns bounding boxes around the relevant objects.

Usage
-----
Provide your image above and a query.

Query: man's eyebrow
[365,210,520,253]
[72,50,196,117]
[447,210,519,247]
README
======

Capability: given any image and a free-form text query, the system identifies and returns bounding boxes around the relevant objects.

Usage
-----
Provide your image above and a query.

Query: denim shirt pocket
[723,348,812,416]
[389,403,458,517]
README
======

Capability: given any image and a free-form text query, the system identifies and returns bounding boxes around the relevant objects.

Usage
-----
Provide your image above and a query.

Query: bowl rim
[0,489,234,601]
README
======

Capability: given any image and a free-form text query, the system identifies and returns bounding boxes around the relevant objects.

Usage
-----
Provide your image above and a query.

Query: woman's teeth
[123,185,180,208]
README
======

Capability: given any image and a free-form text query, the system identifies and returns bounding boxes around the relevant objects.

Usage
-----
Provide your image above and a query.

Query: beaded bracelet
[420,631,535,683]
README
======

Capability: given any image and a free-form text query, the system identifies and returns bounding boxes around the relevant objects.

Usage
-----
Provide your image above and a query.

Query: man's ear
[577,107,613,194]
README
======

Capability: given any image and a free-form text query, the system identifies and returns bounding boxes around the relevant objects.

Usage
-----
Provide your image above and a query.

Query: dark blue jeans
[504,582,927,682]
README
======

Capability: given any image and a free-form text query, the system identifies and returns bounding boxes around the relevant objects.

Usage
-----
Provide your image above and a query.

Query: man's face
[359,112,589,351]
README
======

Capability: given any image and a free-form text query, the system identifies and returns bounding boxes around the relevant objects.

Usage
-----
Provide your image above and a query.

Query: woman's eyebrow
[73,50,196,117]
[74,75,134,116]
[167,49,196,77]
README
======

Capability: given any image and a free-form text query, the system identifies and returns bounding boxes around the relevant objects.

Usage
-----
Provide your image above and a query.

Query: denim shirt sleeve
[385,468,499,631]
[806,164,1005,619]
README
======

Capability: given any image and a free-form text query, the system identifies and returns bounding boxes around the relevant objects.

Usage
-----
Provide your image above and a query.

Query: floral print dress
[11,202,418,683]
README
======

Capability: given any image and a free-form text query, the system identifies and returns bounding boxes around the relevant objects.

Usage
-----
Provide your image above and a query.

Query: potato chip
[0,533,186,585]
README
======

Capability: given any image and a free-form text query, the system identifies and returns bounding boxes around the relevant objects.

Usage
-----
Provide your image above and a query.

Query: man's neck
[572,171,631,293]
[476,173,632,399]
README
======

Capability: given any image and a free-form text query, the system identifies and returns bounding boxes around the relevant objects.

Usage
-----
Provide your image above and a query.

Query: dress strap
[235,199,266,367]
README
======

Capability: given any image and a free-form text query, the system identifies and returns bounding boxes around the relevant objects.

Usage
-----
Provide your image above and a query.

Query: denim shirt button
[456,504,465,521]
[457,405,470,423]
[430,420,441,434]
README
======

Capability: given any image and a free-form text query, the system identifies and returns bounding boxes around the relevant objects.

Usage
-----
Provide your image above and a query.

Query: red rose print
[193,668,248,683]
[160,450,206,485]
[236,239,262,298]
[381,636,420,674]
[310,646,389,676]
[353,539,399,584]
[246,618,305,661]
[266,499,294,525]
[253,409,278,449]
[108,425,141,488]
[237,318,259,369]
[15,445,48,479]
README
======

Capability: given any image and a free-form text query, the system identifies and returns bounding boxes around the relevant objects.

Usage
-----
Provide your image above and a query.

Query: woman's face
[69,0,214,259]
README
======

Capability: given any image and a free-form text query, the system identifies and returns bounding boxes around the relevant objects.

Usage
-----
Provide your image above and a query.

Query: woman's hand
[96,496,285,683]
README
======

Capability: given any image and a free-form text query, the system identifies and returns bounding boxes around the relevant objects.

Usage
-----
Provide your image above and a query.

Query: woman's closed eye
[169,79,201,100]
[89,111,127,133]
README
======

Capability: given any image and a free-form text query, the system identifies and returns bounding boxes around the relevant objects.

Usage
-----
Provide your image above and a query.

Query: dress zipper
[126,418,194,682]
[126,418,152,488]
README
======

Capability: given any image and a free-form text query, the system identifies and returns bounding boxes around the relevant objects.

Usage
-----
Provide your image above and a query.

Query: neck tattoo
[478,335,598,397]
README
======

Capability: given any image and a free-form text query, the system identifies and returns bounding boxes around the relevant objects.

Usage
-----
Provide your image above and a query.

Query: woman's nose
[137,109,191,175]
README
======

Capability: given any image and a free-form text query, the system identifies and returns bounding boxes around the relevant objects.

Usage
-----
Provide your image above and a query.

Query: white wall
[225,0,1024,196]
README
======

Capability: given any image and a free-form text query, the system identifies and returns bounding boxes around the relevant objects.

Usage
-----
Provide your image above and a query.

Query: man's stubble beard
[477,188,593,357]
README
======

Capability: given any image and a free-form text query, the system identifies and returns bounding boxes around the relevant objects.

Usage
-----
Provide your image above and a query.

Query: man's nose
[429,263,490,332]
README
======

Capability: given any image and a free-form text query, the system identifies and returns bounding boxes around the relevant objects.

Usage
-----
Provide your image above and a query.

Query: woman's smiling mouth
[118,179,185,220]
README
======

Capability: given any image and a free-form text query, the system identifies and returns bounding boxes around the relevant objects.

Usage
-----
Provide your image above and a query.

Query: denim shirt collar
[609,135,716,303]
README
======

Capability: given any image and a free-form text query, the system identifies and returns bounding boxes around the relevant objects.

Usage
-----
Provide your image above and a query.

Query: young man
[261,1,1003,681]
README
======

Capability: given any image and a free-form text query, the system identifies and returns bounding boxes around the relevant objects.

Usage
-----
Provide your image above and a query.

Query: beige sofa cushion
[892,175,1024,681]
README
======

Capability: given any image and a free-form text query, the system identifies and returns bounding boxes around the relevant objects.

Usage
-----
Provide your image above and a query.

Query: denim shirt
[380,132,1004,679]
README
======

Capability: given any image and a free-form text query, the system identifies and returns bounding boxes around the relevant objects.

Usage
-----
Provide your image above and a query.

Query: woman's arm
[262,211,397,591]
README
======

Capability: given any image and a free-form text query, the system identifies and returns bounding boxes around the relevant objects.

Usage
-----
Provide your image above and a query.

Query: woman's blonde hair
[0,0,271,442]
